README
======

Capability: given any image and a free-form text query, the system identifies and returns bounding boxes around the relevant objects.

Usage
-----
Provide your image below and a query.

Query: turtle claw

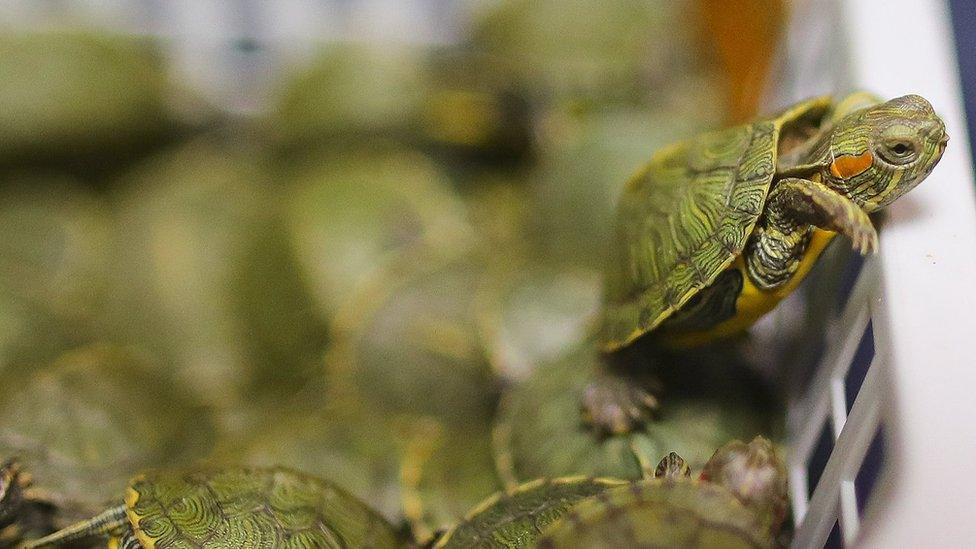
[580,376,658,435]
[850,222,879,255]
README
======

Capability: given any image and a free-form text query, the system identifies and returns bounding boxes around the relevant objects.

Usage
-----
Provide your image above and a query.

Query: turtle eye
[879,139,918,165]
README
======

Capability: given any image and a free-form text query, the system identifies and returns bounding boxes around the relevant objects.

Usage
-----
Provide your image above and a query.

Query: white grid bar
[788,0,976,546]
[842,0,976,546]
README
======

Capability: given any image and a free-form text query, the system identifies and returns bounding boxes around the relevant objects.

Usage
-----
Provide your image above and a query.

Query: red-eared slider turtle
[0,346,214,542]
[0,32,190,167]
[469,0,695,108]
[432,476,624,548]
[586,93,948,433]
[19,466,400,548]
[537,437,788,548]
[493,337,778,487]
[433,437,785,548]
[0,177,112,379]
[285,144,473,319]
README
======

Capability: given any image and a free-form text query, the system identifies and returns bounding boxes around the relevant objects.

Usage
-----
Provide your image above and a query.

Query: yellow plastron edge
[663,228,837,348]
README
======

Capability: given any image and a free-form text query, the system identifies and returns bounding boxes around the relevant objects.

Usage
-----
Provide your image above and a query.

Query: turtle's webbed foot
[580,374,658,435]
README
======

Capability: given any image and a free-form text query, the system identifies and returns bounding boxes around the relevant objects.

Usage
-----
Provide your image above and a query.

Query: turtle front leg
[19,505,128,548]
[746,177,877,289]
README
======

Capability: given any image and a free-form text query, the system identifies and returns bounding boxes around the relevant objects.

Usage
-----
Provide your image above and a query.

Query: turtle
[584,93,949,433]
[284,144,473,319]
[0,345,215,542]
[17,466,401,548]
[536,437,789,548]
[0,177,114,382]
[433,436,785,548]
[469,0,694,108]
[0,31,186,169]
[432,476,624,548]
[493,335,779,487]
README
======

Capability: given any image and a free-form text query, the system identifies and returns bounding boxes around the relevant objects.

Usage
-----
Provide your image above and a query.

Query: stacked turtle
[582,93,948,434]
[6,90,948,548]
[10,438,781,549]
[16,466,402,549]
[434,437,787,549]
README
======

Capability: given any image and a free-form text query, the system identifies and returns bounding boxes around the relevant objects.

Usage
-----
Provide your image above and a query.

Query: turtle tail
[19,504,128,548]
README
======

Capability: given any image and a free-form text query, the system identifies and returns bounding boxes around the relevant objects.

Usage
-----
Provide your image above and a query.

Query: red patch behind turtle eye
[830,151,874,179]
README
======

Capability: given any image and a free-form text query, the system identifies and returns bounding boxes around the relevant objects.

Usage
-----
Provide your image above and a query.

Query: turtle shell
[536,479,774,548]
[285,144,474,318]
[493,338,780,486]
[0,32,182,165]
[434,477,623,548]
[0,178,112,381]
[226,395,404,524]
[0,345,214,528]
[599,96,833,351]
[123,466,399,548]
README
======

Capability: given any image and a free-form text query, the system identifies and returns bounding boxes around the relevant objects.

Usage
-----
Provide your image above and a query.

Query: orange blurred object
[696,0,787,123]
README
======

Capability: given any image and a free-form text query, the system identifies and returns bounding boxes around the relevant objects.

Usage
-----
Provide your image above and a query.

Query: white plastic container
[772,0,976,546]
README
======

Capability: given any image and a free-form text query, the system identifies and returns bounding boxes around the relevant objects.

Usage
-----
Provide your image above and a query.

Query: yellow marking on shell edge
[107,537,120,549]
[829,151,873,179]
[663,228,836,348]
[124,482,156,549]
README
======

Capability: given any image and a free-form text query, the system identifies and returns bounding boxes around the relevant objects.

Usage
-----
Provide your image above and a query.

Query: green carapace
[433,477,624,548]
[434,437,787,549]
[19,466,400,548]
[586,93,948,433]
[0,346,215,541]
[537,437,788,548]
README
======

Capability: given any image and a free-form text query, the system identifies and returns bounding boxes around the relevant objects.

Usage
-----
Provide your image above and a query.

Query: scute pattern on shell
[126,467,399,548]
[599,119,778,352]
[0,345,214,526]
[435,477,622,548]
[536,480,773,548]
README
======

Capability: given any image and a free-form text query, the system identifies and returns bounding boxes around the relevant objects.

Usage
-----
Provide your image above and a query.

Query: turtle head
[700,437,788,534]
[654,452,691,480]
[825,94,948,212]
[0,459,24,528]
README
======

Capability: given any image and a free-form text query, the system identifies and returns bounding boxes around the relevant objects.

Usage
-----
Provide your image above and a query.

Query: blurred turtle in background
[269,45,431,153]
[419,50,535,169]
[284,144,474,320]
[0,177,114,380]
[528,105,720,271]
[224,388,500,545]
[0,345,214,544]
[494,338,779,487]
[227,253,503,539]
[0,32,205,181]
[432,437,786,548]
[477,266,601,382]
[18,466,400,548]
[110,138,280,408]
[586,93,948,433]
[269,44,535,170]
[468,0,699,111]
[537,438,788,548]
[325,257,496,426]
[319,256,504,541]
[110,136,340,417]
